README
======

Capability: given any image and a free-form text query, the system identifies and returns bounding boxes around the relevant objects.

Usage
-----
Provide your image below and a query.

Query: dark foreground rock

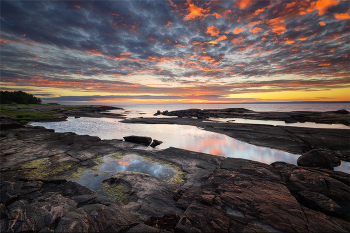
[174,157,350,233]
[272,162,350,220]
[1,126,350,232]
[0,115,23,130]
[0,178,136,232]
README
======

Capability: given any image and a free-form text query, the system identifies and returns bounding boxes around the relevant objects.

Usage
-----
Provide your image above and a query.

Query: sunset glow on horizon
[1,0,349,104]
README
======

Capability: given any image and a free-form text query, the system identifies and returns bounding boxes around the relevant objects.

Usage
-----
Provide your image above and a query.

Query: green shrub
[15,132,22,136]
[0,133,6,137]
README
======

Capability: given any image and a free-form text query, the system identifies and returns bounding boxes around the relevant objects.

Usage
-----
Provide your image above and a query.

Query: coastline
[1,105,350,232]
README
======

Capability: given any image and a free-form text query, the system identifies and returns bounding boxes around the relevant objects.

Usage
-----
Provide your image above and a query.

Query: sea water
[114,102,350,115]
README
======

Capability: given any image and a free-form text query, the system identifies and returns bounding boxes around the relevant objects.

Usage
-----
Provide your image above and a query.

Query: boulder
[150,139,163,148]
[123,136,152,146]
[297,149,334,169]
[285,118,298,123]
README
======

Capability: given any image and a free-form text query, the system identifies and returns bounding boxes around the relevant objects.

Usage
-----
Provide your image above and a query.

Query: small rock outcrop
[297,149,339,169]
[123,136,152,146]
[150,139,163,148]
[0,116,23,130]
[333,109,349,114]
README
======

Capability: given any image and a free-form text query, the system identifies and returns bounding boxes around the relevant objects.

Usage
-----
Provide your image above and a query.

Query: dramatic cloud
[1,0,349,103]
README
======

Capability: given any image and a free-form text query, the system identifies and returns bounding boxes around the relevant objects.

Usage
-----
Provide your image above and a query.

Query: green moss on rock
[102,183,128,203]
[20,157,76,178]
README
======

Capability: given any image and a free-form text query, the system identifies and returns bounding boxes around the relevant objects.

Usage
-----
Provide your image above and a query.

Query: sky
[1,0,349,104]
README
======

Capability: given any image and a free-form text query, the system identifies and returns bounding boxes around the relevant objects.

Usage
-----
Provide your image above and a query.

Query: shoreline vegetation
[1,104,350,232]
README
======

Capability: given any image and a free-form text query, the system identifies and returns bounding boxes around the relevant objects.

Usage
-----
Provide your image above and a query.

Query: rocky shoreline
[154,108,350,125]
[1,106,350,232]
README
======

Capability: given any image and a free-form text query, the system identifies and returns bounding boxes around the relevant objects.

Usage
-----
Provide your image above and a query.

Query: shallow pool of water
[66,153,177,198]
[30,117,350,173]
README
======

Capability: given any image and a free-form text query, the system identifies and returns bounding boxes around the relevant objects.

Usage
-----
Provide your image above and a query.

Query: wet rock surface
[1,125,350,232]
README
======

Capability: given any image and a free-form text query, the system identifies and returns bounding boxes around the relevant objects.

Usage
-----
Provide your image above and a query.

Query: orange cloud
[164,21,174,28]
[207,25,220,37]
[319,21,326,26]
[305,0,340,16]
[235,0,252,10]
[315,0,339,15]
[208,40,218,45]
[74,4,80,9]
[318,63,331,66]
[268,17,287,35]
[284,39,295,44]
[231,36,245,44]
[0,38,23,44]
[249,27,262,34]
[168,0,177,8]
[217,35,227,41]
[254,8,266,15]
[183,0,210,21]
[84,49,103,56]
[234,27,244,34]
[273,25,286,34]
[247,21,262,27]
[334,12,350,20]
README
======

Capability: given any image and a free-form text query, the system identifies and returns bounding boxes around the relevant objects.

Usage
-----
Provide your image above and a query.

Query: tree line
[0,91,42,104]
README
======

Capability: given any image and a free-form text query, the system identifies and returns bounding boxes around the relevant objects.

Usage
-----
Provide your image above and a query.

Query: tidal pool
[64,153,179,199]
[30,117,350,173]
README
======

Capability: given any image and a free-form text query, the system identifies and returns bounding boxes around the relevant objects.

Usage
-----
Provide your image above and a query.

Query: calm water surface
[67,153,177,197]
[30,117,350,173]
